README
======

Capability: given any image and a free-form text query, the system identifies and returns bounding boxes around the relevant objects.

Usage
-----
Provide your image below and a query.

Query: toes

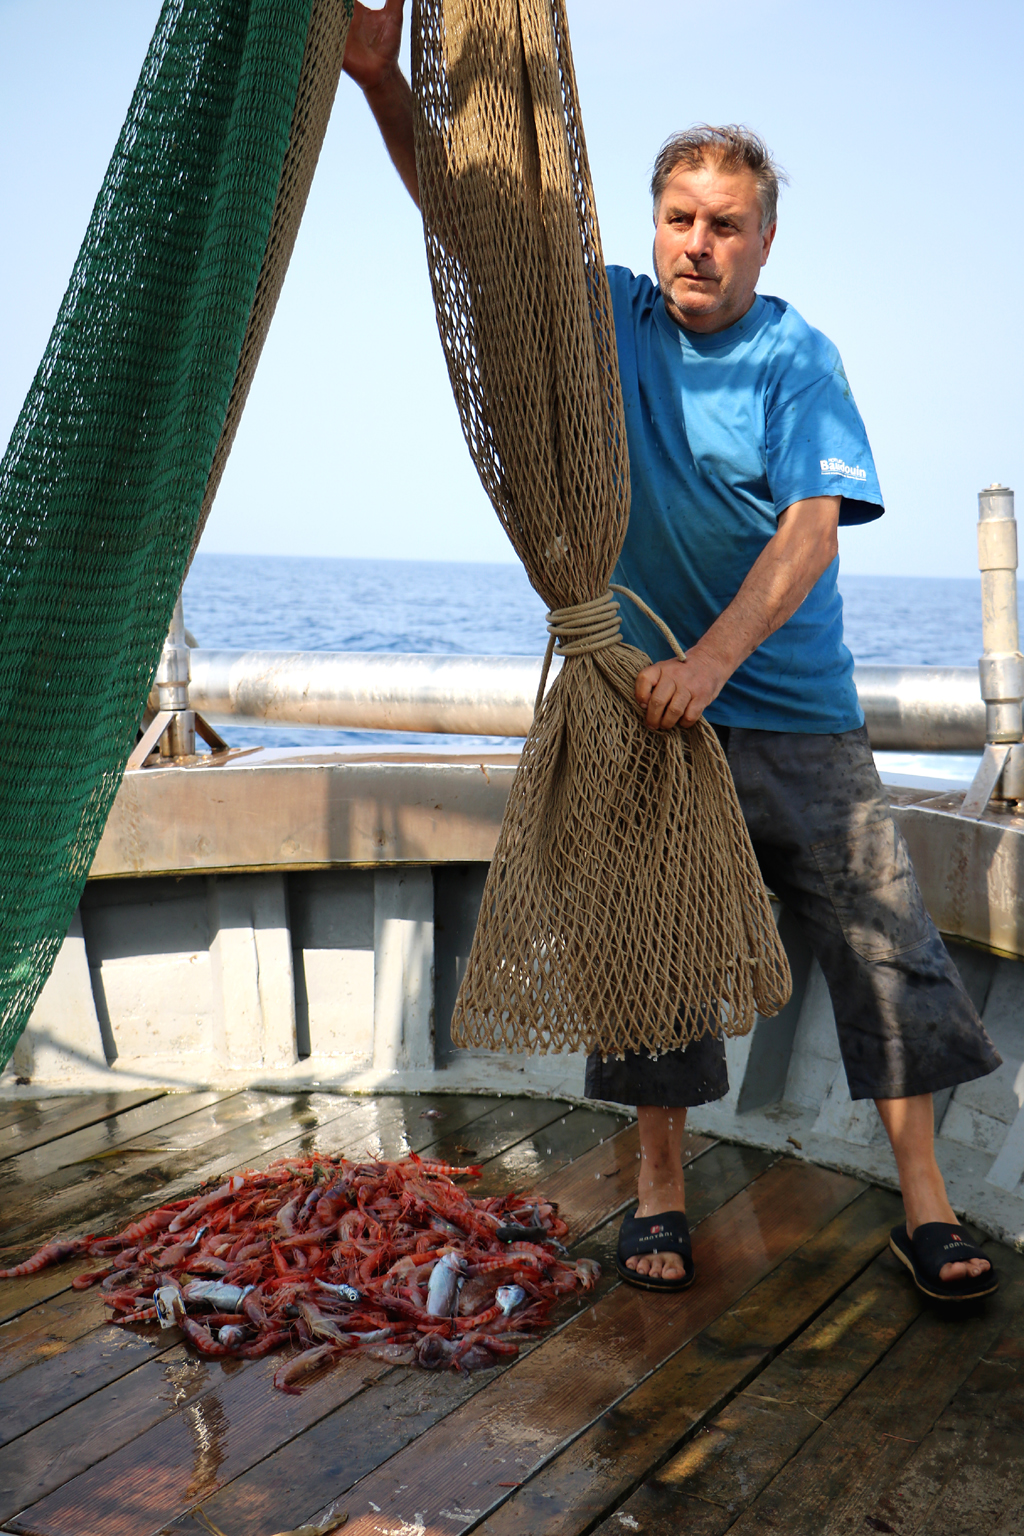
[938,1257,992,1283]
[626,1252,685,1279]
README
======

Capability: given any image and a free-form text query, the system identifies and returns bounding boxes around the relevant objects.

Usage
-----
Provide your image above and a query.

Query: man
[343,0,1001,1302]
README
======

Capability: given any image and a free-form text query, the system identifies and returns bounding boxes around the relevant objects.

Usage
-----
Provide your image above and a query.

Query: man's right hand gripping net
[411,0,791,1057]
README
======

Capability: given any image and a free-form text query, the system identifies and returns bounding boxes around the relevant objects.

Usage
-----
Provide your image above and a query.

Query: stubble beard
[653,248,723,328]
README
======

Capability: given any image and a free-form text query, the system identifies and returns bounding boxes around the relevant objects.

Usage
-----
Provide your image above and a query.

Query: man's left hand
[635,650,727,730]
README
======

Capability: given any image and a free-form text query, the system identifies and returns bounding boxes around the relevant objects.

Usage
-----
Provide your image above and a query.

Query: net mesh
[412,0,792,1056]
[0,0,353,1071]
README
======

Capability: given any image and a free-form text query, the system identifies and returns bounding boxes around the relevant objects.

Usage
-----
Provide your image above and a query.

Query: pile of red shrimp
[0,1150,599,1390]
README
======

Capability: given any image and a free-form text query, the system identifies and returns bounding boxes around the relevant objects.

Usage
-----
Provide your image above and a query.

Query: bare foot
[626,1189,688,1282]
[874,1094,991,1286]
[630,1105,690,1282]
[905,1213,991,1285]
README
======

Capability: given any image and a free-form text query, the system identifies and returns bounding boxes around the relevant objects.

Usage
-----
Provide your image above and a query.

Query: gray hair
[651,125,788,234]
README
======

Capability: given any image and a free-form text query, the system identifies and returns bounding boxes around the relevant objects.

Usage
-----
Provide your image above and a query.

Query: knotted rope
[412,0,791,1057]
[537,585,691,714]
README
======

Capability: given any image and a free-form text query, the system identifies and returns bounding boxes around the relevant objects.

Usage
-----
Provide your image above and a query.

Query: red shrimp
[227,1238,267,1263]
[72,1265,116,1289]
[455,1304,503,1332]
[241,1328,293,1358]
[357,1247,387,1285]
[0,1237,86,1278]
[546,1264,584,1295]
[465,1255,534,1276]
[186,1254,231,1276]
[472,1334,520,1355]
[149,1230,207,1266]
[103,1288,150,1311]
[242,1288,270,1328]
[275,1194,303,1237]
[181,1317,243,1356]
[573,1258,601,1291]
[108,1206,182,1244]
[0,1147,595,1376]
[502,1241,560,1264]
[273,1342,339,1394]
[376,1294,449,1329]
[117,1304,160,1325]
[167,1175,246,1233]
[406,1153,483,1179]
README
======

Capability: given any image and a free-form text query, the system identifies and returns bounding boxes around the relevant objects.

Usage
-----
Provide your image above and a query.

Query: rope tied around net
[410,0,793,1059]
[536,585,689,715]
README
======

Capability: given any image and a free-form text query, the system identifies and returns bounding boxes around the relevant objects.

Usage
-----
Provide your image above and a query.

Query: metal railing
[154,651,990,752]
[143,486,1024,784]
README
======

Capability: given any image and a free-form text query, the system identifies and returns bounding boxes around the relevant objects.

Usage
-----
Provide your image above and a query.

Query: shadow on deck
[0,1090,1019,1536]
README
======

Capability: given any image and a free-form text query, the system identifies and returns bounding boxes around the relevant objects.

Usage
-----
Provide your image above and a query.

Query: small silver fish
[181,1280,251,1312]
[425,1251,463,1317]
[217,1324,247,1348]
[496,1284,527,1317]
[315,1280,361,1303]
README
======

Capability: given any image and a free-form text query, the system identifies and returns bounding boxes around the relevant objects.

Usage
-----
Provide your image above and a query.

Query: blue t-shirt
[607,266,884,733]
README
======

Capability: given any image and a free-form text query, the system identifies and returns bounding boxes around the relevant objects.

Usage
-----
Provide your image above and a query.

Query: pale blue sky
[1,0,1021,575]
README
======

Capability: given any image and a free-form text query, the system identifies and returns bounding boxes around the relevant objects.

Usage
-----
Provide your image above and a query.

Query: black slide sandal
[889,1221,998,1302]
[615,1209,695,1292]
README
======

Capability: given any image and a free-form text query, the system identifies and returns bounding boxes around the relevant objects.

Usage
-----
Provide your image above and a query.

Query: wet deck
[0,1088,1020,1536]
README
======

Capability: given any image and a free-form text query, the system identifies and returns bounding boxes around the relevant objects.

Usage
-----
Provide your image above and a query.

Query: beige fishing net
[411,0,792,1057]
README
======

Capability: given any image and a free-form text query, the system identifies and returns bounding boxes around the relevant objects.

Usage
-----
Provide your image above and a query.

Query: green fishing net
[0,0,318,1070]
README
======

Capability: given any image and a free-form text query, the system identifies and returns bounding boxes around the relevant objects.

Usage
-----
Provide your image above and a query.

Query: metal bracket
[960,743,1011,819]
[125,710,229,772]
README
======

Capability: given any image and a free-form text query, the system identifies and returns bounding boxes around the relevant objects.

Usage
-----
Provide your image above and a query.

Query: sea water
[182,555,1018,783]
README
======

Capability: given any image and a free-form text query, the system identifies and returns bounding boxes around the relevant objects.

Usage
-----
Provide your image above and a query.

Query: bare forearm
[364,65,420,207]
[690,497,840,678]
[635,495,840,730]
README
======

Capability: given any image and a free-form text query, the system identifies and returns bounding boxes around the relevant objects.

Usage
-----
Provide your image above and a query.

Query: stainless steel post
[154,595,195,757]
[962,484,1024,814]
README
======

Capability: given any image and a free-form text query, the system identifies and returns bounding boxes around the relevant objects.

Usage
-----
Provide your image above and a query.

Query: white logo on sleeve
[820,457,867,482]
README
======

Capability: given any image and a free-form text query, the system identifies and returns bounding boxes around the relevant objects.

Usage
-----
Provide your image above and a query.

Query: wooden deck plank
[418,1097,583,1168]
[0,1289,110,1386]
[587,1222,921,1536]
[477,1184,906,1536]
[859,1285,1024,1536]
[157,1142,769,1536]
[0,1091,242,1244]
[0,1102,641,1532]
[316,1160,860,1536]
[73,1157,861,1536]
[0,1100,79,1137]
[2,1341,383,1535]
[715,1245,1024,1536]
[0,1102,77,1134]
[468,1105,630,1199]
[0,1093,168,1163]
[0,1094,581,1470]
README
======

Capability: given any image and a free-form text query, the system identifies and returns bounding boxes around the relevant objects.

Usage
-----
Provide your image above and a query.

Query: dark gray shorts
[585,724,1001,1107]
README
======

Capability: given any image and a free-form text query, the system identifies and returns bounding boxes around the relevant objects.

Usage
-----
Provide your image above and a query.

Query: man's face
[652,160,776,334]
